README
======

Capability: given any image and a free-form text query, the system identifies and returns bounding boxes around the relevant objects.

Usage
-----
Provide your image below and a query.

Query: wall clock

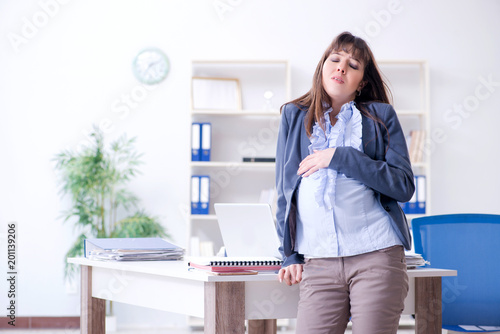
[132,47,170,85]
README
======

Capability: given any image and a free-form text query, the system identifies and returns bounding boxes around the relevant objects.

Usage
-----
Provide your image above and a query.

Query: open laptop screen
[214,203,282,259]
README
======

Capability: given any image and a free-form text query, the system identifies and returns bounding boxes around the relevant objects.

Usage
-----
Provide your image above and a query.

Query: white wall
[1,0,499,329]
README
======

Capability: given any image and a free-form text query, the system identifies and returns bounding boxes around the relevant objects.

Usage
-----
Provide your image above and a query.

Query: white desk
[68,258,456,334]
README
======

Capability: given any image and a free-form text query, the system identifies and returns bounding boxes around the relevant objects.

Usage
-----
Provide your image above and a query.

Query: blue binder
[416,175,426,214]
[191,175,210,215]
[199,175,210,214]
[191,123,201,161]
[201,123,211,161]
[191,175,200,214]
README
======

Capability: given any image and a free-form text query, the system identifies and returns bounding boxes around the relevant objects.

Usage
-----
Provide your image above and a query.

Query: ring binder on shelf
[191,175,200,214]
[191,123,201,161]
[201,123,211,161]
[199,175,210,215]
[416,175,426,214]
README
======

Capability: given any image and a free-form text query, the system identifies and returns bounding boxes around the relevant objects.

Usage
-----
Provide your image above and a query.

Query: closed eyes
[330,58,359,70]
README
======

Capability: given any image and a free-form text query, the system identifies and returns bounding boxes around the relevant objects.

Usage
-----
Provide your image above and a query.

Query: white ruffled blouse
[308,100,362,209]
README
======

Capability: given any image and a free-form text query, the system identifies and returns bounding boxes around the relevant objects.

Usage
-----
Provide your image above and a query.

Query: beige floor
[0,330,437,334]
[0,327,449,334]
[0,315,446,334]
[0,330,449,334]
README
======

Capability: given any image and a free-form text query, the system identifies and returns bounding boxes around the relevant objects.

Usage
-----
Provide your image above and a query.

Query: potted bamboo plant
[54,126,168,323]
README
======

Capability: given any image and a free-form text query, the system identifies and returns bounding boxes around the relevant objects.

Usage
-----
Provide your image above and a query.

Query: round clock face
[132,48,169,85]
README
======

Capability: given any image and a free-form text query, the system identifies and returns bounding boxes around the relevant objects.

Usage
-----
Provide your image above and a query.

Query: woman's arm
[275,104,305,267]
[330,104,414,202]
[275,106,289,247]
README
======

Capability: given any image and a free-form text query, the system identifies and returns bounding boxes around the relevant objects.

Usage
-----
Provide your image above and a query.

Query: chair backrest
[412,214,500,327]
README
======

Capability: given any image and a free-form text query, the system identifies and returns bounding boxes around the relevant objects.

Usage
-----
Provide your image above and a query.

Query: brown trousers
[295,245,409,334]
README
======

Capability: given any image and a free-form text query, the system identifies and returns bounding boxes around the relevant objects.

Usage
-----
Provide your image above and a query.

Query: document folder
[199,175,210,215]
[191,175,200,214]
[191,123,201,161]
[416,175,426,214]
[201,122,211,161]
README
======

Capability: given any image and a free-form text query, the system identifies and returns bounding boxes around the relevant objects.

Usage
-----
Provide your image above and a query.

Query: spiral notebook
[188,203,283,272]
[188,256,282,272]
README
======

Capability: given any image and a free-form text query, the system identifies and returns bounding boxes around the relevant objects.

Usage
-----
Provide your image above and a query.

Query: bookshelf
[378,59,431,219]
[188,60,291,257]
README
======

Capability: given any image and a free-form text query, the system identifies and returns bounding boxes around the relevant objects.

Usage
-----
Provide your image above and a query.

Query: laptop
[214,203,282,260]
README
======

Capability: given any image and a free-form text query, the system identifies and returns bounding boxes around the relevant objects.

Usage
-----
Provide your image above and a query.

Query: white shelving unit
[188,60,291,257]
[378,59,431,219]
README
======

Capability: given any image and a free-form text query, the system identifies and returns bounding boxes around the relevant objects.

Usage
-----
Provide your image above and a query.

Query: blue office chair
[412,214,500,332]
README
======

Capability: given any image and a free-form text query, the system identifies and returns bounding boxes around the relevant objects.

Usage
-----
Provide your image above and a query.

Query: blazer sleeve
[275,105,304,267]
[275,106,289,240]
[329,104,415,203]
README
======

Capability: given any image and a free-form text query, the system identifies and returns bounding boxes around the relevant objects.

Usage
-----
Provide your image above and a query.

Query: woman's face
[322,49,365,105]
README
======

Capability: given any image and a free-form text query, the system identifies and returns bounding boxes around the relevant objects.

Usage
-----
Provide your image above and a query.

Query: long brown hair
[285,31,392,137]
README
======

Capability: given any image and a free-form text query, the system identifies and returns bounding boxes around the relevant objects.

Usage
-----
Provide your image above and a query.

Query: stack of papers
[405,252,430,268]
[84,237,184,261]
[89,249,185,261]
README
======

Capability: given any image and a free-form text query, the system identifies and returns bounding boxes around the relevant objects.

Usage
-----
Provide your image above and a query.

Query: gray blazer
[275,101,415,267]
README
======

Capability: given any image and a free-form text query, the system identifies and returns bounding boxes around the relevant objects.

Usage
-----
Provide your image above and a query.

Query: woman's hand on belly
[297,148,336,177]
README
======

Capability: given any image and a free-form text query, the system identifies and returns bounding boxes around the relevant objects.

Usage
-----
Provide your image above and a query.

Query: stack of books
[84,237,184,261]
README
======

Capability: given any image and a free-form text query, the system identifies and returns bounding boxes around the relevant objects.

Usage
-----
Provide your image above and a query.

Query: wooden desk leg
[204,281,245,334]
[81,265,105,334]
[248,319,277,334]
[415,277,442,334]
